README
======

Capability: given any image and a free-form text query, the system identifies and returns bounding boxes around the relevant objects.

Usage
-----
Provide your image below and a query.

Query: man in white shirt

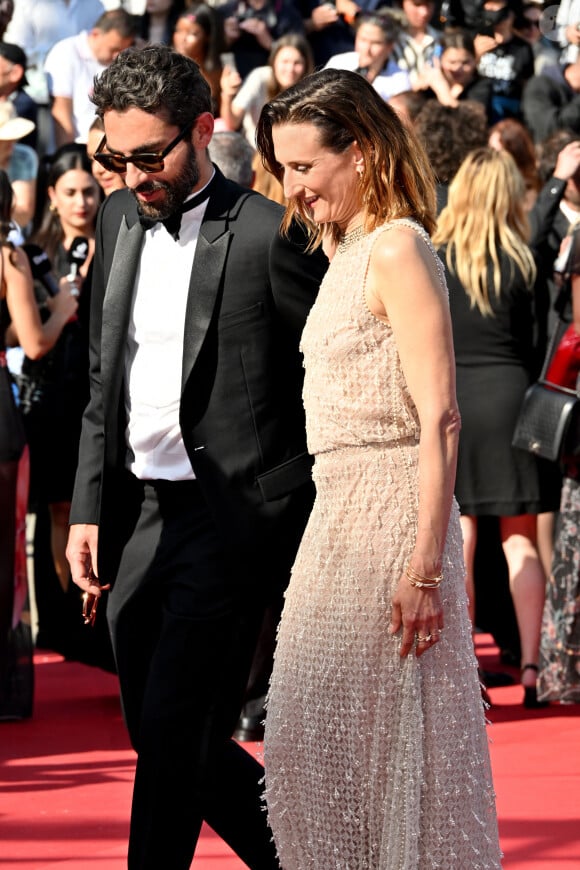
[44,8,138,146]
[5,0,106,152]
[4,0,106,105]
[325,11,411,101]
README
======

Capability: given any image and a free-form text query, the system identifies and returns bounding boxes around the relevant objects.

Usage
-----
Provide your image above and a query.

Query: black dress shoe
[234,713,265,742]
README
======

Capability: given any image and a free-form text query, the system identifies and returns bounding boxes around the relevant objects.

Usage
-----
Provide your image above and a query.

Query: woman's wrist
[405,562,443,589]
[407,554,443,578]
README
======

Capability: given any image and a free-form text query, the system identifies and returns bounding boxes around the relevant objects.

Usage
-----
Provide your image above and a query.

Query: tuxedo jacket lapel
[99,173,250,405]
[101,217,144,414]
[181,219,230,392]
[180,175,250,392]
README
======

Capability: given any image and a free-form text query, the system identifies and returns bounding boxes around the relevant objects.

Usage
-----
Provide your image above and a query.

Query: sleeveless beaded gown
[264,221,502,869]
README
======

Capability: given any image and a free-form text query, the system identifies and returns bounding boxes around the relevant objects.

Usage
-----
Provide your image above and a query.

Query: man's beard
[131,142,201,220]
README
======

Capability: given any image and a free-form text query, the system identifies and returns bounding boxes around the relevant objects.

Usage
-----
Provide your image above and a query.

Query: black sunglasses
[93,125,191,174]
[522,17,540,28]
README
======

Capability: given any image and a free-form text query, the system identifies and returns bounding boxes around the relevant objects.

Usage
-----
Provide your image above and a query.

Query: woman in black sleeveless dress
[434,147,558,707]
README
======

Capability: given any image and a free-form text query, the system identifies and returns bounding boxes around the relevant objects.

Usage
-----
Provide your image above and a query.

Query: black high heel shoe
[521,663,549,709]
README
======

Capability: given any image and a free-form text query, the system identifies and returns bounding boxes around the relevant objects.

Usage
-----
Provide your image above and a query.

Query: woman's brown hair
[256,68,437,248]
[266,34,314,102]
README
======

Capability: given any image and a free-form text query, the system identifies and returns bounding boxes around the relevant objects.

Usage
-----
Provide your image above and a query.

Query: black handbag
[512,379,580,463]
[512,268,580,464]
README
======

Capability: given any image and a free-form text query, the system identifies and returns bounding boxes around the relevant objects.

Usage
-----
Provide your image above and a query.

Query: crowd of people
[0,0,579,866]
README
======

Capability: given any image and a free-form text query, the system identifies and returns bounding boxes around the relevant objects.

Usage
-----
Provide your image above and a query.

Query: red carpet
[1,636,578,869]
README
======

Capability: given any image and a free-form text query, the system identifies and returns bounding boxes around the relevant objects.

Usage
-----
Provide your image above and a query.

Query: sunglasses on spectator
[93,125,191,174]
[522,17,541,28]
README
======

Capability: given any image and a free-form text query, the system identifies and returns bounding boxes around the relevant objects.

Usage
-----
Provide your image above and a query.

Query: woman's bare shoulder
[370,222,433,271]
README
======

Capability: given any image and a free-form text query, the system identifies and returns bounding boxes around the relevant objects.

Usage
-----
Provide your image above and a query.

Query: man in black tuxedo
[66,45,326,869]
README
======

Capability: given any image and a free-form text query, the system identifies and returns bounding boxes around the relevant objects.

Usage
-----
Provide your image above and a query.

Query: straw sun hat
[0,100,35,141]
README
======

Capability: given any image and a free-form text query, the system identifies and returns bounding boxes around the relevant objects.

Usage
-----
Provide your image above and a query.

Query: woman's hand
[240,16,272,50]
[390,574,444,658]
[336,0,360,25]
[219,66,244,130]
[308,3,339,32]
[220,64,242,100]
[415,66,459,106]
[46,283,78,322]
[473,33,497,60]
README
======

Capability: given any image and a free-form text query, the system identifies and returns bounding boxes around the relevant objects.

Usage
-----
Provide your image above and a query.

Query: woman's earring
[49,202,58,213]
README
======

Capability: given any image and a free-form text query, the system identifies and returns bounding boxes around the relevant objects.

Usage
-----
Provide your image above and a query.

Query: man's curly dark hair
[91,44,212,129]
[414,100,489,184]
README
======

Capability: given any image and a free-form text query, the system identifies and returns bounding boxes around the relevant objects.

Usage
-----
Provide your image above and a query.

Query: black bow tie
[139,185,211,240]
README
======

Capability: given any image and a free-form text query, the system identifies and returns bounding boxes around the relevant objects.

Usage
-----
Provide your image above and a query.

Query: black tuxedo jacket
[70,168,327,588]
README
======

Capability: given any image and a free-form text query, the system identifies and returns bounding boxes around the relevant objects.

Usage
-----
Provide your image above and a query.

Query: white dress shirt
[44,31,106,143]
[125,182,213,480]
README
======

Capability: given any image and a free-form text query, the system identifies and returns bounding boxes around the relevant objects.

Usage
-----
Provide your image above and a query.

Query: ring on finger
[416,633,432,643]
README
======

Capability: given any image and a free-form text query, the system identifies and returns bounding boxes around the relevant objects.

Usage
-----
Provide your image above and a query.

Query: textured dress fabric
[264,221,502,869]
[444,249,560,516]
[538,471,580,703]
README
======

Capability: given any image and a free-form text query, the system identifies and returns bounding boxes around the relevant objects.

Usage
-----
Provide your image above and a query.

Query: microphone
[22,243,60,297]
[67,236,90,280]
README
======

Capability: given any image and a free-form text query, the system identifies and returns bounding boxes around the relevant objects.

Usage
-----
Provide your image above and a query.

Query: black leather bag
[512,269,580,464]
[512,380,580,463]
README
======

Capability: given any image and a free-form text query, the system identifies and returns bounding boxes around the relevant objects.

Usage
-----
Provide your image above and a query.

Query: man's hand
[67,524,109,626]
[67,523,100,590]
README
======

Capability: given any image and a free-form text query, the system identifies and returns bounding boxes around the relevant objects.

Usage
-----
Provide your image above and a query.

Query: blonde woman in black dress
[434,147,556,708]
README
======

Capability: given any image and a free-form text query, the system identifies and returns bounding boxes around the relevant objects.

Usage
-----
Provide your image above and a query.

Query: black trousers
[106,477,279,870]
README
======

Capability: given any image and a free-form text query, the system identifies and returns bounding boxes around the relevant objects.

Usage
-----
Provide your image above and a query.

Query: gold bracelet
[405,564,443,589]
[406,563,443,583]
[406,576,441,589]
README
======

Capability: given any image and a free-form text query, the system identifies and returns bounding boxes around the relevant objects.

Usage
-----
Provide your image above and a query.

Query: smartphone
[220,52,238,73]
